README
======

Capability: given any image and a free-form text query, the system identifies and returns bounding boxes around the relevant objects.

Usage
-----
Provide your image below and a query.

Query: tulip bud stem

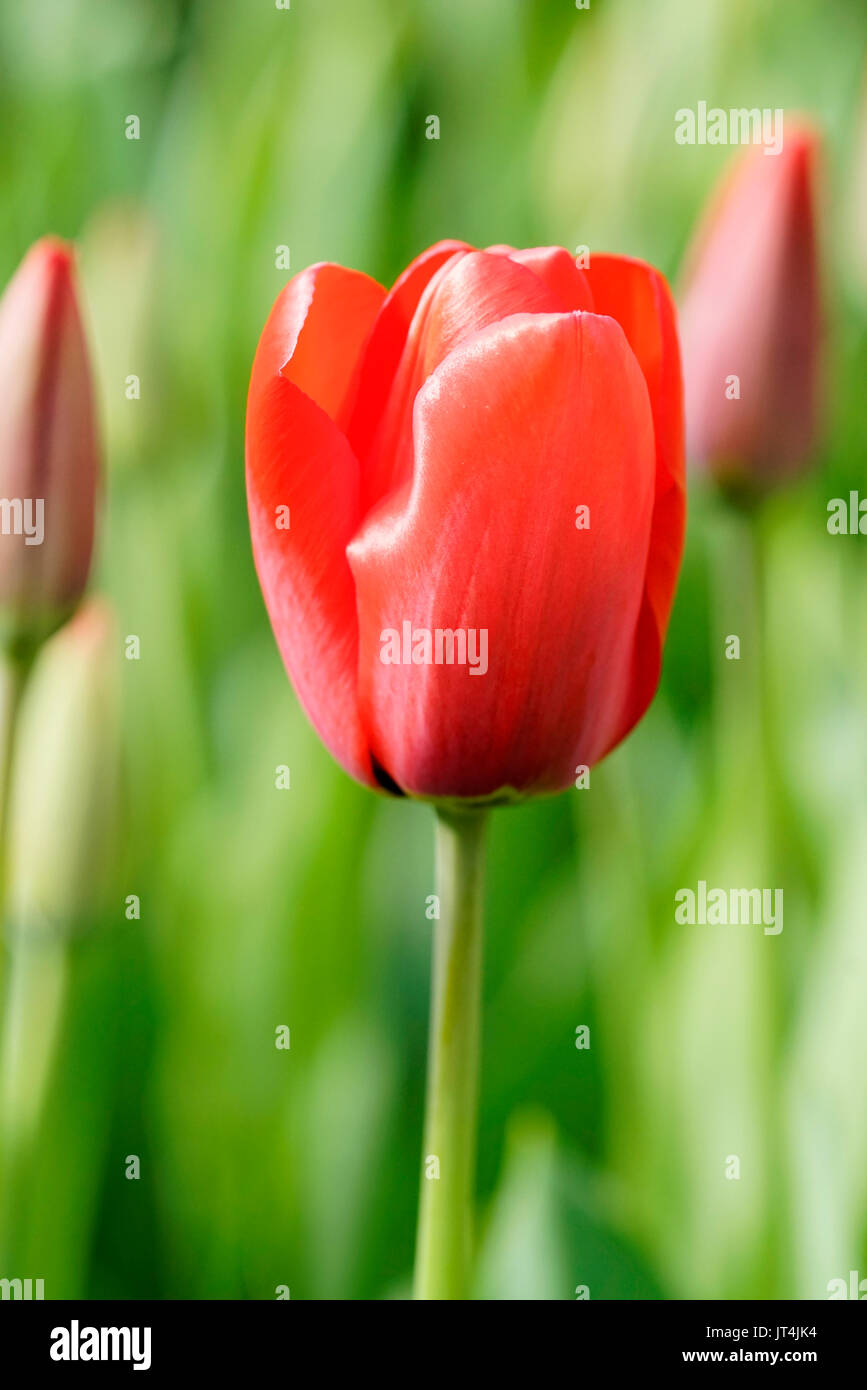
[0,650,35,942]
[414,805,488,1300]
[0,647,39,1268]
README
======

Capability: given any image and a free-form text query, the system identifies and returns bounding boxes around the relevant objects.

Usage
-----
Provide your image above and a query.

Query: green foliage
[1,0,865,1299]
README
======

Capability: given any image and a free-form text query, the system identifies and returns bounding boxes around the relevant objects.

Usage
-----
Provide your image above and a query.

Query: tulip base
[414,805,488,1300]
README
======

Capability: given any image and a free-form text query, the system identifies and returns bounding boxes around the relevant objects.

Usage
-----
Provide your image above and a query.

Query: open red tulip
[246,242,685,801]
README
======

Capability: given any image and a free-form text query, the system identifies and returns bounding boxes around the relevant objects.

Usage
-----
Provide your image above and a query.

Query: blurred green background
[1,0,866,1300]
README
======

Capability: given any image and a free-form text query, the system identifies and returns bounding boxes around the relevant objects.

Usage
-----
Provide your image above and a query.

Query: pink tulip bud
[679,125,823,493]
[0,238,100,654]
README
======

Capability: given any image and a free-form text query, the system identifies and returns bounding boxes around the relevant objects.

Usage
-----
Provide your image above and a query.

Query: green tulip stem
[414,804,488,1300]
[0,647,39,1268]
[0,651,34,959]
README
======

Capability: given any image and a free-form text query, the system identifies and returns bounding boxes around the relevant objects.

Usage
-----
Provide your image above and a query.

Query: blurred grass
[0,0,866,1298]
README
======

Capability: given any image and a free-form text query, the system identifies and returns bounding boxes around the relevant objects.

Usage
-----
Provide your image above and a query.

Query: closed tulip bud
[0,598,117,1162]
[246,242,685,801]
[6,598,119,942]
[0,238,100,657]
[679,126,823,493]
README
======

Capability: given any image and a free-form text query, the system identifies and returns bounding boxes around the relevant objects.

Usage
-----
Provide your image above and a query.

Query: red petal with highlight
[348,310,656,799]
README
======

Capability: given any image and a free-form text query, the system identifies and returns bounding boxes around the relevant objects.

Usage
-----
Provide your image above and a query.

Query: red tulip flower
[246,241,685,801]
[679,126,823,490]
[246,240,685,1300]
[0,238,100,656]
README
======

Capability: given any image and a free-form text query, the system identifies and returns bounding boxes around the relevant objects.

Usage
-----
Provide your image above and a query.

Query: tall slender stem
[0,652,34,983]
[414,805,488,1301]
[0,648,37,1269]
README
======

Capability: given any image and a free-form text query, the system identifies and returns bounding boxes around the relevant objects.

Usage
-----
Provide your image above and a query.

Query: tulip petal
[584,254,685,630]
[486,244,596,312]
[347,310,656,799]
[246,263,386,789]
[343,239,470,461]
[357,250,567,514]
[248,261,386,423]
[584,254,686,748]
[246,374,377,787]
